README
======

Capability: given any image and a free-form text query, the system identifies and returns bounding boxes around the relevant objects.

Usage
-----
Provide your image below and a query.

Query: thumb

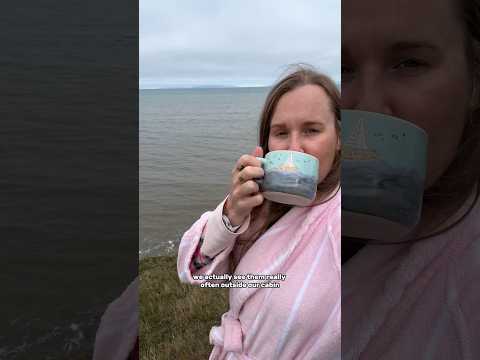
[251,145,264,158]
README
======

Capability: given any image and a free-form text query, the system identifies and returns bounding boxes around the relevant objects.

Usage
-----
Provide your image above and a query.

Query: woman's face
[268,84,340,184]
[342,0,472,189]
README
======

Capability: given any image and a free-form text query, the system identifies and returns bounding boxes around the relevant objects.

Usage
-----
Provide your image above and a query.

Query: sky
[140,0,340,89]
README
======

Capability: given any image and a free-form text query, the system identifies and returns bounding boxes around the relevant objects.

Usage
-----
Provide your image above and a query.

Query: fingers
[235,166,264,186]
[238,193,264,209]
[233,179,260,197]
[251,146,264,158]
[232,193,264,213]
[225,180,264,224]
[234,153,263,174]
[225,147,266,224]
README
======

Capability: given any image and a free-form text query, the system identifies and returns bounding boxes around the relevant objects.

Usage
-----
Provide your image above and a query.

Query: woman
[341,0,480,358]
[177,67,341,360]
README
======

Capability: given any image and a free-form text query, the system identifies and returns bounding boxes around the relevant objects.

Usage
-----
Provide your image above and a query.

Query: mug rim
[341,109,428,138]
[265,150,319,163]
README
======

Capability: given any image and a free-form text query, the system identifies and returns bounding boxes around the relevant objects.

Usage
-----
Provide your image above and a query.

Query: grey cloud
[140,0,340,88]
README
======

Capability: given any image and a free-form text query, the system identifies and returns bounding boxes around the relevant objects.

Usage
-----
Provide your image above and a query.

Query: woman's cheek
[319,163,331,182]
[267,137,275,151]
[268,137,285,151]
[317,143,338,180]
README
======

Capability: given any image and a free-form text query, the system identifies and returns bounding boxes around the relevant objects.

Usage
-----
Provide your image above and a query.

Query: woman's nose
[288,134,305,153]
[342,73,393,115]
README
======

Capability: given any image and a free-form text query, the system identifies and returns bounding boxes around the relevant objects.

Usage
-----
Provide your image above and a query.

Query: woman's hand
[224,146,265,226]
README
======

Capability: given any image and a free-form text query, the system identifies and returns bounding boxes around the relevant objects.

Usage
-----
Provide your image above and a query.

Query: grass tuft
[139,256,229,359]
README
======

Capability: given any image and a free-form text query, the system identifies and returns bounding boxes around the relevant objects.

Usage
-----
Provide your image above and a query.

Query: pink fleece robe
[177,189,341,360]
[342,187,480,359]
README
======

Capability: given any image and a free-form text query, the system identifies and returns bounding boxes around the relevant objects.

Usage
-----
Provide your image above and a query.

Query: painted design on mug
[343,118,378,161]
[278,152,298,172]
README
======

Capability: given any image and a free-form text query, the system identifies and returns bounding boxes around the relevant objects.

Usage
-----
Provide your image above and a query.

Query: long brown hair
[230,66,341,271]
[415,0,480,238]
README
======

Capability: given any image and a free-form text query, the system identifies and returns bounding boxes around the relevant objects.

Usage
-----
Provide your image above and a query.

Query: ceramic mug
[256,150,319,206]
[341,110,428,240]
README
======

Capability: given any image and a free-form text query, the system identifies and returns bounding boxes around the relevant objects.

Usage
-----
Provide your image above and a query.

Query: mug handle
[254,157,266,186]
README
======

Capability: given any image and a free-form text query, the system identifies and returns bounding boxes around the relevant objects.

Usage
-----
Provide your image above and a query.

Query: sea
[139,87,271,258]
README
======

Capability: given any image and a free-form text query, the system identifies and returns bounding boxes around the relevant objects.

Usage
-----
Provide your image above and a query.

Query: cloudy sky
[140,0,340,89]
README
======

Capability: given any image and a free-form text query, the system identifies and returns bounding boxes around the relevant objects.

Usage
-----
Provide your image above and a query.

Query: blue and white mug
[256,150,319,206]
[342,110,428,240]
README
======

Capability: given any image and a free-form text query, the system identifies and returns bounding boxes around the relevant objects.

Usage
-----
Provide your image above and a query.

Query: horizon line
[139,84,272,90]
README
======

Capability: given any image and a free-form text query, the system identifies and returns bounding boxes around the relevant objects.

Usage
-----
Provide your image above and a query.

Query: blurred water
[139,87,270,257]
[342,159,424,226]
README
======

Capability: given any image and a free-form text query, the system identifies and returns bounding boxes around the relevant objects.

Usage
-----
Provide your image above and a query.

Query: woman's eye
[305,128,320,135]
[274,131,288,137]
[393,58,428,71]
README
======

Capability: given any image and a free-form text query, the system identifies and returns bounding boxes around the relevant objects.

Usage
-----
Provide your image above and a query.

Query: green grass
[139,256,229,359]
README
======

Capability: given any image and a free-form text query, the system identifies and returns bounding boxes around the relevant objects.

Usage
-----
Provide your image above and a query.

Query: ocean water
[140,87,270,257]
